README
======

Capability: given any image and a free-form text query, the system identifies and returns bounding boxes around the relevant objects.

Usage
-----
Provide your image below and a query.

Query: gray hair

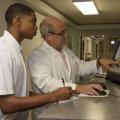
[39,20,55,38]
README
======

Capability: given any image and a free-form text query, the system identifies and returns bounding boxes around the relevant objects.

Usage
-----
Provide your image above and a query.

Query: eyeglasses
[48,30,67,37]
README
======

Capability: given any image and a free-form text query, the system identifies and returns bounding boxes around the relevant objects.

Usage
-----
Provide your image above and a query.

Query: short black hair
[5,3,34,25]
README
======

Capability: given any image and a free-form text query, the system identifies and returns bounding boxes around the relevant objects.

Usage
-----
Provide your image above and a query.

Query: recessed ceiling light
[73,0,99,15]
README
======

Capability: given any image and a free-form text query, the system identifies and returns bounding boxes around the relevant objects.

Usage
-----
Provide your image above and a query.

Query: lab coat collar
[42,40,71,78]
[41,40,50,49]
[3,30,23,53]
[42,40,67,52]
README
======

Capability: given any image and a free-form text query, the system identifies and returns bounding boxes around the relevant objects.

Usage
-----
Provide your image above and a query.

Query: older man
[29,16,119,119]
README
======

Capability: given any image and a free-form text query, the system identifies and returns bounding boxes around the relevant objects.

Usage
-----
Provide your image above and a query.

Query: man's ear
[45,33,50,37]
[44,33,50,39]
[44,33,51,43]
[13,16,22,27]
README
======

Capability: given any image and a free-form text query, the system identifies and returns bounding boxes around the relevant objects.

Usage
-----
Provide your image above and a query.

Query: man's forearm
[0,93,57,114]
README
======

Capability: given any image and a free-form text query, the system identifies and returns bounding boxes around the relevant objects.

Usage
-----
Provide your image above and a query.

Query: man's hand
[98,58,120,71]
[51,87,73,102]
[75,84,104,96]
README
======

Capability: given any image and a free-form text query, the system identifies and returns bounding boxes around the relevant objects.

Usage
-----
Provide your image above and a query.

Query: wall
[69,28,80,57]
[0,0,17,36]
[21,12,45,62]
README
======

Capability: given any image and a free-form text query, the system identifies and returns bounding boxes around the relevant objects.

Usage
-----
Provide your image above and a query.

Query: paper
[78,90,110,97]
[59,90,110,104]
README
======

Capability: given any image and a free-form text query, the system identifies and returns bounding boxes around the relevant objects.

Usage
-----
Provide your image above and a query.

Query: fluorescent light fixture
[73,0,98,15]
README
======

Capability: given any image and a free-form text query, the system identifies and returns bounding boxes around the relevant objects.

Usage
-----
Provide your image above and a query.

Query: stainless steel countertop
[38,80,120,120]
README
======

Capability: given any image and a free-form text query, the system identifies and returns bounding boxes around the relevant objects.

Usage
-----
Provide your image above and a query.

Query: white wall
[21,12,45,62]
[0,0,17,36]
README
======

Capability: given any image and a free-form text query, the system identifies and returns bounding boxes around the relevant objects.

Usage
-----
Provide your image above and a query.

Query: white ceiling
[41,0,120,25]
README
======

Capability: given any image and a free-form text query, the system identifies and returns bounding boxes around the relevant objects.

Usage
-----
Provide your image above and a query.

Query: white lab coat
[29,40,100,93]
[29,40,102,120]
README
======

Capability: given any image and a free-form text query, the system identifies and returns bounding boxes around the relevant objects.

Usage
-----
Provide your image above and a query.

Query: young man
[0,3,72,120]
